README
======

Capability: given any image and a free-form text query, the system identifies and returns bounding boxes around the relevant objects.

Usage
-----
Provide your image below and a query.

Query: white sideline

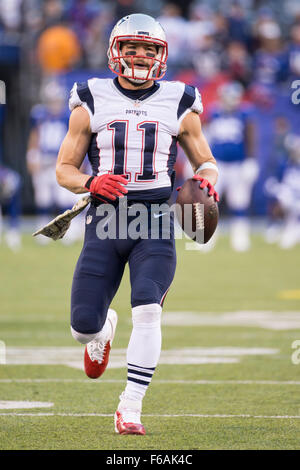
[1,379,300,385]
[0,412,300,419]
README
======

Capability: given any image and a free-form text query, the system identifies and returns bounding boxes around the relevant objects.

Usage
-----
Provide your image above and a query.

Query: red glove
[193,175,219,202]
[85,174,128,201]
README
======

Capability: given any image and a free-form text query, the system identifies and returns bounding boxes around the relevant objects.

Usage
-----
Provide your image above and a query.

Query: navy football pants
[71,202,177,334]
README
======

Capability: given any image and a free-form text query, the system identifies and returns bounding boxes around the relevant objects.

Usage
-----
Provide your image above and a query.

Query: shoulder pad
[69,81,95,115]
[177,83,203,119]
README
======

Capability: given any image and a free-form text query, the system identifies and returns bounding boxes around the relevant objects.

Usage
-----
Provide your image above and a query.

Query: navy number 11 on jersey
[107,120,158,182]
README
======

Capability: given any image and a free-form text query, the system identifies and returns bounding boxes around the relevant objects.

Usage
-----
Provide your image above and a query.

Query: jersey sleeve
[69,80,95,129]
[176,83,203,135]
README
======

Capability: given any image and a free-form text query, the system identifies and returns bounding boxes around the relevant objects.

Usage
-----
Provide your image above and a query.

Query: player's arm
[56,106,128,200]
[178,111,218,185]
[56,106,93,194]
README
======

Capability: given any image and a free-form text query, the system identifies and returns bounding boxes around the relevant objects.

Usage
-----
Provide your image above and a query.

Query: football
[176,178,219,243]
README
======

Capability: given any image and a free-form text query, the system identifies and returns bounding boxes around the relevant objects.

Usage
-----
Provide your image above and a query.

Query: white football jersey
[69,77,203,201]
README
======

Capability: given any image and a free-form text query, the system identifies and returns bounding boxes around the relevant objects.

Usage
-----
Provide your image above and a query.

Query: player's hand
[85,174,128,201]
[192,175,219,202]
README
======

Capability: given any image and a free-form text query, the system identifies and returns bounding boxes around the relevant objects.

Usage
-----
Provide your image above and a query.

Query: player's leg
[4,187,22,252]
[0,167,22,251]
[32,167,53,244]
[115,232,176,435]
[277,187,300,249]
[226,161,256,252]
[71,205,126,378]
[279,212,300,249]
[71,306,118,379]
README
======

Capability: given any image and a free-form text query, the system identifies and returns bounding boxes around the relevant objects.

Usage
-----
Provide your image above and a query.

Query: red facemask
[108,35,168,81]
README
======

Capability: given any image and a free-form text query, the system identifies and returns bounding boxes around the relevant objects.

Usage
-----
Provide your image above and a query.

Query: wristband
[196,162,219,174]
[85,176,95,190]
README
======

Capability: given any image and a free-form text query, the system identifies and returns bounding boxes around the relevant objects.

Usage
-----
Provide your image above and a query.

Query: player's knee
[132,303,162,327]
[70,326,99,344]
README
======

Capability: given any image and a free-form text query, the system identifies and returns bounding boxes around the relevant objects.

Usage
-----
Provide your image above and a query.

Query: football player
[27,80,83,244]
[0,103,22,250]
[56,14,219,435]
[204,81,258,251]
[0,164,22,251]
[265,132,300,249]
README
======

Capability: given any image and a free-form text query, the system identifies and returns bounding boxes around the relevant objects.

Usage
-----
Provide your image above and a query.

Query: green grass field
[1,233,300,450]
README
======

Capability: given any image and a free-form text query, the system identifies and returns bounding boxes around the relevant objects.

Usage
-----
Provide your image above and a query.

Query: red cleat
[114,410,146,435]
[114,394,145,435]
[84,341,111,379]
[84,309,117,379]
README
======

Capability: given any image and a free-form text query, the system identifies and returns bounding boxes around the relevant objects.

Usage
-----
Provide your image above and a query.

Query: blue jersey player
[56,14,219,435]
[265,132,300,249]
[0,164,22,251]
[0,104,22,251]
[206,82,258,251]
[27,81,83,243]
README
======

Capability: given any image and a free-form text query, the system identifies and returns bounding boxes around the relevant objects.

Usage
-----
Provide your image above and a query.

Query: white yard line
[1,379,300,385]
[2,310,300,330]
[0,412,300,419]
[162,311,300,330]
[2,346,278,369]
[0,401,53,409]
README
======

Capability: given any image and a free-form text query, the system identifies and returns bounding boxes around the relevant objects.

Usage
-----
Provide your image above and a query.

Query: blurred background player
[265,131,300,249]
[26,80,84,244]
[204,81,258,251]
[0,164,22,251]
[0,101,21,251]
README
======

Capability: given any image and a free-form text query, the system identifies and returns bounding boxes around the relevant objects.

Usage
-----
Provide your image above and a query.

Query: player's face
[121,41,158,72]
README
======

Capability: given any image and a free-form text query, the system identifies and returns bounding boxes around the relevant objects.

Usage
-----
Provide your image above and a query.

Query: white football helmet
[107,13,168,84]
[40,80,66,104]
[218,81,244,111]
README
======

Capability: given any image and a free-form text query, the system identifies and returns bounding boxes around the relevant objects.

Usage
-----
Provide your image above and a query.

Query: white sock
[123,303,162,402]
